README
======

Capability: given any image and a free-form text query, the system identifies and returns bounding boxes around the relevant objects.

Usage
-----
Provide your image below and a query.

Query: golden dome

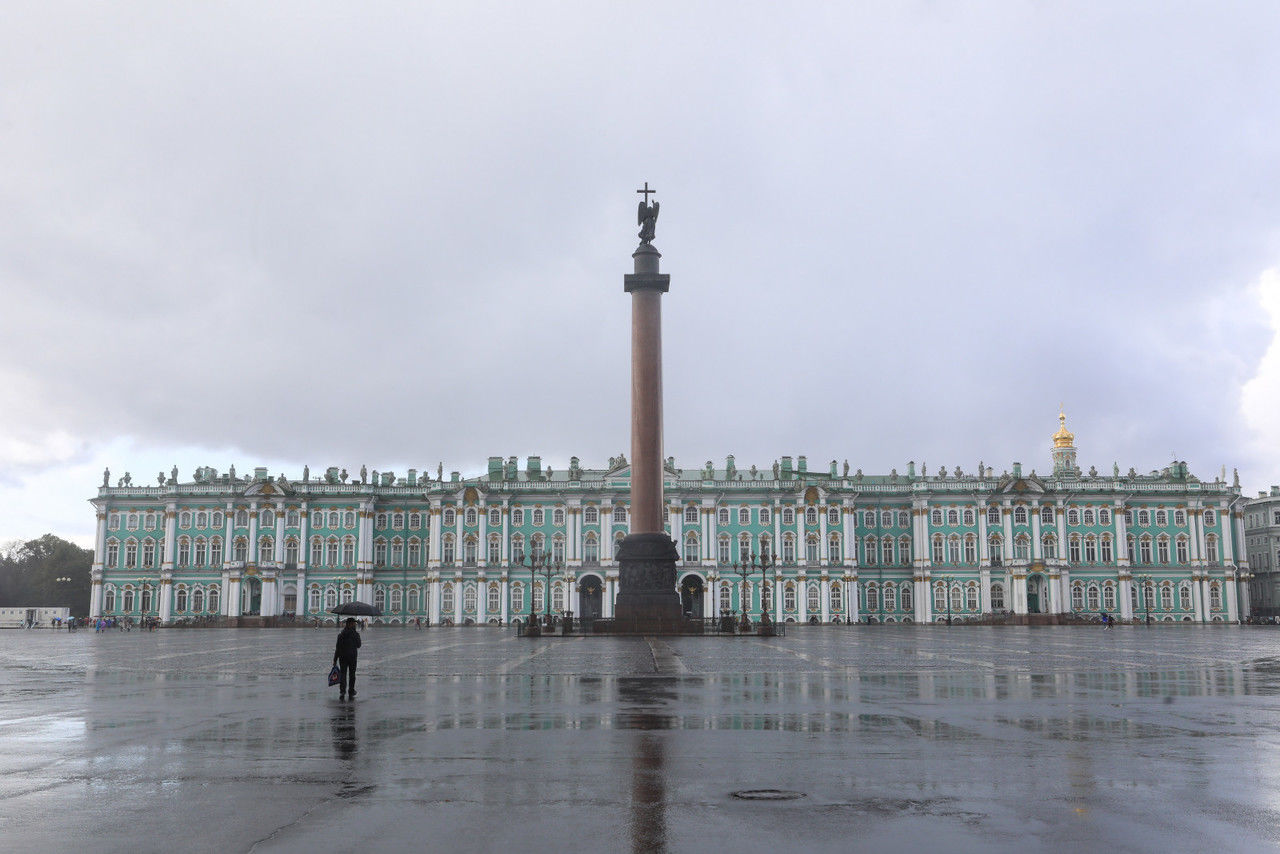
[1052,409,1075,448]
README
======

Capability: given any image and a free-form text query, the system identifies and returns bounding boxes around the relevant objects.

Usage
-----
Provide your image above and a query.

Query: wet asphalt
[2,625,1279,853]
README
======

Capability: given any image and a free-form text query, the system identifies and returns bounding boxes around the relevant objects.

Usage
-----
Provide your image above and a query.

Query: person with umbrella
[329,601,380,700]
[332,617,363,700]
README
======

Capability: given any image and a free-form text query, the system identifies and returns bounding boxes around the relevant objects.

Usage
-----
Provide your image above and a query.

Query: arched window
[1084,536,1097,563]
[583,533,599,564]
[989,534,1003,565]
[487,535,500,564]
[1159,584,1173,610]
[176,587,188,612]
[235,510,249,527]
[783,582,797,612]
[584,506,599,525]
[325,588,338,609]
[1042,535,1057,560]
[830,582,844,610]
[443,508,456,527]
[950,584,962,612]
[1209,581,1222,610]
[552,536,565,563]
[931,534,944,564]
[307,587,319,613]
[194,587,206,613]
[375,540,389,566]
[805,506,818,526]
[991,583,1005,610]
[684,505,699,524]
[864,584,879,613]
[864,537,878,566]
[551,582,565,612]
[285,538,299,566]
[1100,535,1113,564]
[374,587,386,611]
[124,539,138,568]
[987,506,1001,525]
[487,583,500,614]
[717,535,730,565]
[1086,585,1100,610]
[739,507,751,525]
[464,537,478,565]
[1205,534,1219,563]
[806,583,820,614]
[311,537,324,566]
[408,538,422,567]
[899,536,911,564]
[805,536,819,563]
[683,532,700,563]
[511,583,525,614]
[233,537,247,562]
[964,535,977,564]
[781,535,795,564]
[104,587,117,612]
[511,535,526,564]
[180,511,192,528]
[933,583,946,612]
[442,535,456,565]
[208,587,220,613]
[738,534,752,562]
[532,509,545,527]
[442,583,455,614]
[1103,583,1116,610]
[1204,509,1217,527]
[883,583,897,612]
[947,509,959,527]
[1041,505,1055,525]
[342,538,356,566]
[930,508,943,526]
[1175,536,1188,564]
[1139,536,1152,564]
[1156,535,1170,564]
[828,533,841,562]
[259,536,273,561]
[389,587,402,613]
[613,506,628,523]
[1178,583,1192,610]
[1071,583,1085,610]
[286,510,299,527]
[106,539,120,567]
[947,536,960,564]
[261,509,274,527]
[178,537,191,567]
[553,508,565,527]
[1014,534,1030,560]
[965,584,979,611]
[487,509,500,527]
[193,538,207,567]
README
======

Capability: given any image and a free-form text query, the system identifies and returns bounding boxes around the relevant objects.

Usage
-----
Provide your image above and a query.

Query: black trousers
[337,657,357,694]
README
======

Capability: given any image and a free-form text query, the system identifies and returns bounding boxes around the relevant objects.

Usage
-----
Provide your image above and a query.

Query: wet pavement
[3,625,1280,852]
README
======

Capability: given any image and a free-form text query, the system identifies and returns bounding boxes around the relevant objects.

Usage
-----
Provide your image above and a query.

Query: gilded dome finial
[1052,407,1075,448]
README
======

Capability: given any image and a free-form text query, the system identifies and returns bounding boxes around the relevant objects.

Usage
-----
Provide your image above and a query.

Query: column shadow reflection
[618,677,677,854]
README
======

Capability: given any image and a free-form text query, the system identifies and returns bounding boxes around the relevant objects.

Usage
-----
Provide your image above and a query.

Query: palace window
[989,535,1003,565]
[1067,509,1080,526]
[487,536,500,564]
[760,508,772,525]
[963,509,976,526]
[1071,584,1085,610]
[739,534,752,561]
[739,507,751,526]
[805,536,819,563]
[212,511,224,528]
[177,538,191,567]
[759,534,771,558]
[312,511,324,528]
[1204,509,1216,527]
[376,513,388,528]
[1156,536,1170,564]
[897,511,910,527]
[486,583,499,614]
[390,538,403,566]
[233,538,247,562]
[931,535,944,564]
[863,510,876,527]
[782,536,795,563]
[408,538,422,567]
[488,509,500,527]
[1041,506,1055,525]
[987,506,1001,525]
[374,587,387,613]
[864,585,878,613]
[532,582,544,613]
[863,537,877,566]
[685,505,699,525]
[899,536,911,564]
[1084,536,1097,564]
[584,506,599,525]
[511,583,524,614]
[1159,584,1173,610]
[718,536,731,565]
[410,512,422,528]
[717,507,730,526]
[1155,510,1168,527]
[1175,536,1188,564]
[1043,535,1057,560]
[614,506,628,524]
[552,537,565,564]
[311,538,324,566]
[235,510,249,527]
[552,583,565,612]
[829,533,841,562]
[180,511,192,528]
[991,583,1005,610]
[1137,510,1151,527]
[443,509,456,527]
[930,508,943,526]
[947,536,960,564]
[1099,509,1111,525]
[584,535,599,564]
[261,510,274,528]
[1084,509,1096,526]
[1087,585,1100,610]
[464,537,478,565]
[1014,535,1030,560]
[1210,582,1222,610]
[210,537,223,565]
[947,509,959,527]
[884,584,898,612]
[512,509,524,526]
[805,507,818,526]
[553,508,565,527]
[442,536,456,565]
[463,584,477,613]
[966,585,979,610]
[286,510,299,527]
[194,538,207,566]
[511,535,526,564]
[374,540,387,567]
[259,536,273,561]
[807,584,820,614]
[1100,536,1113,564]
[782,508,795,525]
[442,584,455,614]
[828,507,840,526]
[285,539,299,565]
[465,508,477,527]
[883,536,895,565]
[140,539,155,568]
[128,513,139,530]
[964,535,977,564]
[1205,535,1218,563]
[683,533,700,563]
[1139,537,1152,564]
[933,584,946,612]
[950,585,962,613]
[342,538,355,566]
[831,582,843,611]
[1179,584,1192,610]
[1103,584,1116,610]
[1014,507,1028,525]
[533,509,545,527]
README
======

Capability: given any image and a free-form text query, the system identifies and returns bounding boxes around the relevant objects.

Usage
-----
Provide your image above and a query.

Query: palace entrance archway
[680,574,704,618]
[1027,574,1046,614]
[578,574,604,622]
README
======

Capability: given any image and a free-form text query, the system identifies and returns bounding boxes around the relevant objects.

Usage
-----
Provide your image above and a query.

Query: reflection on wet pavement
[0,627,1279,852]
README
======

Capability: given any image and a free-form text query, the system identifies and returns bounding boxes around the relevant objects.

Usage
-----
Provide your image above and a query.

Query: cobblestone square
[3,625,1279,852]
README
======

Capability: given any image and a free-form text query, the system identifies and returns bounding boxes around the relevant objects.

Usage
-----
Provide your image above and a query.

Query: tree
[0,535,93,614]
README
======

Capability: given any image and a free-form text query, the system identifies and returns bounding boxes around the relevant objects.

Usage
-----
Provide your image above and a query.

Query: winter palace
[88,414,1253,625]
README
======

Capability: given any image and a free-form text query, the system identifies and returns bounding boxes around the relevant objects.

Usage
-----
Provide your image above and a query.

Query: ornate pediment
[242,478,294,498]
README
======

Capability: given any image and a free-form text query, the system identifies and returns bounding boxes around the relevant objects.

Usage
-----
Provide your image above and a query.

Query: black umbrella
[329,601,383,617]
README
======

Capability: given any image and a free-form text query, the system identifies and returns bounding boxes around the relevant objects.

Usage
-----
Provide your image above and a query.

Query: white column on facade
[429,576,441,624]
[162,504,177,571]
[820,576,830,622]
[980,567,992,613]
[1119,575,1133,620]
[844,504,856,567]
[454,573,464,623]
[797,573,807,622]
[819,510,829,564]
[978,503,989,565]
[248,505,259,565]
[500,575,509,624]
[296,501,308,616]
[847,577,859,624]
[477,500,487,567]
[795,503,805,566]
[773,501,782,561]
[1234,510,1248,568]
[775,577,783,622]
[1002,502,1014,563]
[476,572,487,623]
[1220,502,1235,564]
[1192,573,1205,622]
[1031,507,1042,561]
[1227,570,1240,621]
[1188,506,1202,565]
[501,503,510,563]
[93,508,108,571]
[602,503,613,562]
[705,504,717,565]
[1115,503,1130,565]
[670,502,683,559]
[429,504,442,566]
[223,503,234,567]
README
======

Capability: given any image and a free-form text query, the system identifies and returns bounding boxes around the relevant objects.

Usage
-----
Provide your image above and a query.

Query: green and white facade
[88,416,1252,624]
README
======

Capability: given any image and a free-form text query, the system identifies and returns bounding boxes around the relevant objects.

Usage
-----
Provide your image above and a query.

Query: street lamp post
[515,547,562,635]
[1137,573,1153,625]
[136,576,148,630]
[728,560,753,631]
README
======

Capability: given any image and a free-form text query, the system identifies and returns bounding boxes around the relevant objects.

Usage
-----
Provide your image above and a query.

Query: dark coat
[334,626,362,662]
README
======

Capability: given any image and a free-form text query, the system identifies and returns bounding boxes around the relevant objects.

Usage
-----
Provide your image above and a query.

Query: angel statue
[638,197,659,243]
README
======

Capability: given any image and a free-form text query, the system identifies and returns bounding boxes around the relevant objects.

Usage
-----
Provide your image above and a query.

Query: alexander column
[613,183,683,631]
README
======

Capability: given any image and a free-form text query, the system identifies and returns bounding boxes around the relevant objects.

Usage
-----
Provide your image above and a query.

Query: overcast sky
[3,2,1280,547]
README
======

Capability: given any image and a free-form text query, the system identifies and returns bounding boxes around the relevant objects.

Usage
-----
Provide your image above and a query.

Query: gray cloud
[3,2,1280,538]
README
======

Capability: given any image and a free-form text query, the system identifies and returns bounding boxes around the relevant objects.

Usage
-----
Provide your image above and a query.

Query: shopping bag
[327,663,341,687]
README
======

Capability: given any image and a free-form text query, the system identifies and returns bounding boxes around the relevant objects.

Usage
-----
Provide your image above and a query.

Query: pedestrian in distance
[1100,611,1111,630]
[333,617,362,700]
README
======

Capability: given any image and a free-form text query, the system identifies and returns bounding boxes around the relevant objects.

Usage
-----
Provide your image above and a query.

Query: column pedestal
[613,533,682,632]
